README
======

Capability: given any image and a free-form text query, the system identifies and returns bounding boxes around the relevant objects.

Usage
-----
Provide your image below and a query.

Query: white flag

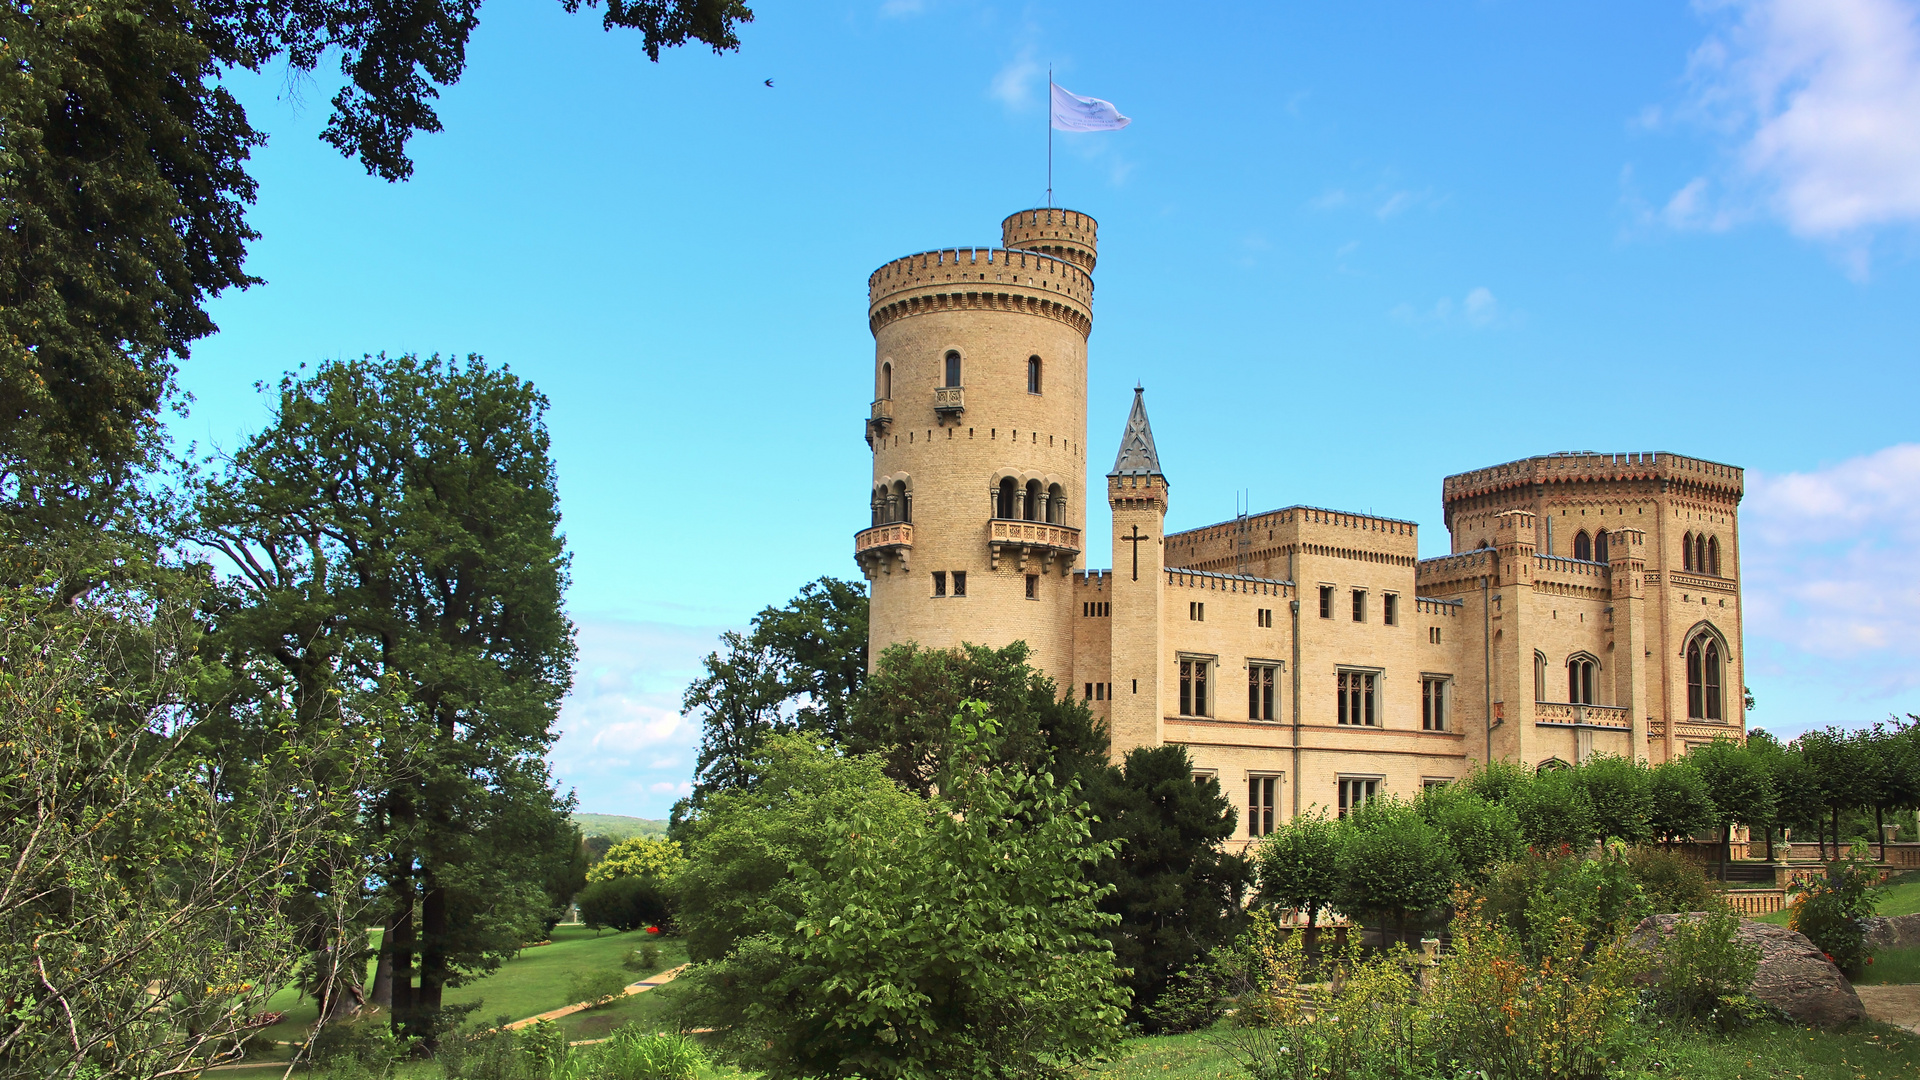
[1050,83,1131,132]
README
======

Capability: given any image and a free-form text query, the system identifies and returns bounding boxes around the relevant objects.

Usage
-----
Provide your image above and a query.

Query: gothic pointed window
[1683,532,1694,572]
[1567,655,1596,704]
[1694,533,1707,576]
[1534,651,1547,702]
[1707,535,1721,576]
[1594,529,1609,563]
[1028,355,1042,394]
[944,351,962,388]
[1687,633,1724,720]
[1023,479,1041,521]
[1573,530,1592,561]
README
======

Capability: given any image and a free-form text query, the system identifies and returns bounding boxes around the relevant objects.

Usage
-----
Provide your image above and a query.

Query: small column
[1609,527,1651,763]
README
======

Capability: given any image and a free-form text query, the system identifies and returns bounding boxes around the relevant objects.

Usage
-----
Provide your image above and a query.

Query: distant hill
[571,813,668,840]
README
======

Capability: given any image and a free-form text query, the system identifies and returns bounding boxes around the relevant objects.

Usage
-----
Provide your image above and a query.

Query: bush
[578,875,671,933]
[1476,844,1650,961]
[307,1017,401,1073]
[1576,755,1654,845]
[1417,783,1523,884]
[440,1021,568,1080]
[1626,845,1718,914]
[622,942,663,973]
[567,969,632,1006]
[1790,843,1880,977]
[1333,797,1458,945]
[577,1026,706,1080]
[1650,910,1764,1030]
[1510,767,1597,853]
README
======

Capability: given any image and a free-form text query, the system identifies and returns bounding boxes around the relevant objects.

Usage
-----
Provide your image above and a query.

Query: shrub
[307,1017,401,1073]
[567,969,632,1006]
[1426,897,1646,1080]
[1417,783,1523,884]
[1476,843,1650,961]
[1510,767,1597,853]
[1790,842,1879,977]
[440,1021,567,1080]
[1333,797,1458,945]
[578,875,671,933]
[622,942,663,973]
[1650,910,1764,1030]
[1626,845,1718,914]
[576,1026,706,1080]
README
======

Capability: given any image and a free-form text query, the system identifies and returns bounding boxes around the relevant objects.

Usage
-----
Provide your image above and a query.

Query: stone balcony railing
[988,518,1080,572]
[853,522,912,576]
[1533,702,1632,729]
[866,399,894,445]
[933,386,964,415]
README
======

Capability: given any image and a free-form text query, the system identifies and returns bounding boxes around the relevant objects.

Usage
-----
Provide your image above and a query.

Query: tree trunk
[1833,807,1842,859]
[370,940,394,1011]
[387,857,417,1040]
[1878,805,1887,861]
[417,867,449,1048]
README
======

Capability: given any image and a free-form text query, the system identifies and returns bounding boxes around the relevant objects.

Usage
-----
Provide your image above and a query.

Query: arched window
[1534,651,1547,702]
[944,351,962,388]
[1537,758,1571,774]
[1573,530,1592,561]
[1046,483,1065,524]
[1707,535,1721,576]
[1594,529,1609,563]
[1686,633,1724,720]
[889,480,911,524]
[997,477,1017,519]
[1567,655,1597,704]
[880,361,892,400]
[1023,479,1041,521]
[1682,531,1694,572]
[871,486,885,527]
[1027,355,1042,394]
[1694,533,1708,576]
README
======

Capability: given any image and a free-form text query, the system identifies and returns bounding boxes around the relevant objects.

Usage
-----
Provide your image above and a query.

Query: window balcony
[854,522,912,576]
[988,518,1080,573]
[1532,702,1631,729]
[866,399,893,446]
[933,386,965,415]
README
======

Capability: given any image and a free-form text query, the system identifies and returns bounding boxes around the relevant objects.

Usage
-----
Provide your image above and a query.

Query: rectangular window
[1189,601,1205,621]
[1422,677,1449,732]
[952,571,966,597]
[1430,626,1442,644]
[1097,683,1106,700]
[1025,574,1039,599]
[1352,589,1367,622]
[933,571,947,597]
[1085,682,1094,700]
[1383,594,1397,626]
[1248,776,1278,837]
[1336,670,1377,726]
[1179,659,1210,716]
[1338,777,1379,818]
[1422,778,1450,792]
[1256,607,1273,628]
[1319,586,1334,618]
[1249,663,1279,721]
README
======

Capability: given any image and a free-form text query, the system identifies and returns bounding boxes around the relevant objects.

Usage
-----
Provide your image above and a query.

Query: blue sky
[182,0,1920,816]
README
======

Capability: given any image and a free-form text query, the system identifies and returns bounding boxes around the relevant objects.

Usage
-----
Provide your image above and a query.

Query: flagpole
[1046,66,1053,207]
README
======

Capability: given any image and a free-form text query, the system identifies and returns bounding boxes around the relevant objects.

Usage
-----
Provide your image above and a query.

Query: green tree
[684,710,1127,1079]
[1799,727,1865,857]
[1082,744,1248,1030]
[1459,759,1531,805]
[1509,766,1596,853]
[1252,811,1342,940]
[1574,755,1654,845]
[1416,782,1523,883]
[676,576,868,818]
[1690,738,1778,870]
[2,0,751,475]
[1332,798,1458,946]
[846,639,1106,797]
[194,352,576,1045]
[671,734,923,964]
[1862,721,1920,859]
[1748,729,1821,858]
[1648,757,1717,845]
[0,582,356,1077]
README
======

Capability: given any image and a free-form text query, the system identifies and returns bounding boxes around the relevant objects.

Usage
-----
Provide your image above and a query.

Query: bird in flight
[764,78,774,87]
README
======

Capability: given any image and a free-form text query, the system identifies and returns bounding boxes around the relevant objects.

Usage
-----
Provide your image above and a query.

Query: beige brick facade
[856,208,1747,847]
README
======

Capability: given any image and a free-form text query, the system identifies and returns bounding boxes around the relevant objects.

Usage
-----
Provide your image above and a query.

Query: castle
[854,207,1746,841]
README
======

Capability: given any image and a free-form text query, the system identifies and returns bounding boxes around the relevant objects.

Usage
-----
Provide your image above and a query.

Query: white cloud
[1462,286,1498,325]
[1391,287,1506,328]
[549,617,729,816]
[1742,444,1920,701]
[1678,0,1920,240]
[990,48,1041,110]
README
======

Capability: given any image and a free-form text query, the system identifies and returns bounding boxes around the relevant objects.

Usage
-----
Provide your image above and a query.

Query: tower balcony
[854,522,912,577]
[866,399,893,446]
[933,386,965,416]
[988,518,1081,573]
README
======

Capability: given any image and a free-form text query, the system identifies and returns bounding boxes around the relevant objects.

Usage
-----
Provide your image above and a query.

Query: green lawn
[247,925,685,1055]
[1754,870,1920,927]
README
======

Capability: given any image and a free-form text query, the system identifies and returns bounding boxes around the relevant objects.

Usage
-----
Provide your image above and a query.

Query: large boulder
[1629,913,1864,1028]
[1864,913,1920,949]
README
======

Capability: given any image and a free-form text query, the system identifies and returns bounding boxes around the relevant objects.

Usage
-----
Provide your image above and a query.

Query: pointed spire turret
[1108,384,1164,479]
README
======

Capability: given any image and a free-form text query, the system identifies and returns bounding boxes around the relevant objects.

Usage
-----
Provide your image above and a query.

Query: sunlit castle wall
[853,209,1097,680]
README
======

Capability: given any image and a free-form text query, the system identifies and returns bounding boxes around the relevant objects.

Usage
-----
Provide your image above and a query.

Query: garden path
[503,964,690,1031]
[1855,985,1920,1035]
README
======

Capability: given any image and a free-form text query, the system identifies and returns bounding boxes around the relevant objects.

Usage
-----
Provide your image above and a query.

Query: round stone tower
[855,208,1097,680]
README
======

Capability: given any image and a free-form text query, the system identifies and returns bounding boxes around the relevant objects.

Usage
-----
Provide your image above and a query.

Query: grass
[1754,869,1920,927]
[1625,1020,1920,1080]
[1856,946,1920,984]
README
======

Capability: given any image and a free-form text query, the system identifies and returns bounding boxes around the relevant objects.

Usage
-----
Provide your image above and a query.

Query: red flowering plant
[645,926,662,936]
[1789,841,1879,978]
